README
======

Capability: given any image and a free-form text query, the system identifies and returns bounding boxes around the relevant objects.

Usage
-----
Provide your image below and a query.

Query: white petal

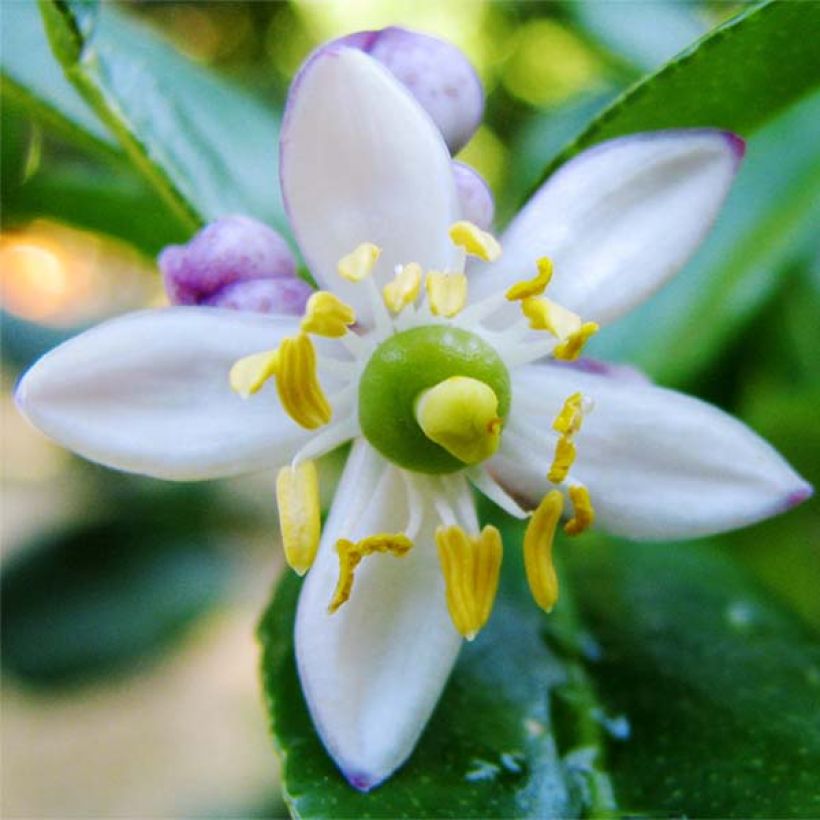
[471,130,743,325]
[14,308,343,480]
[295,440,463,790]
[280,47,460,327]
[489,363,811,540]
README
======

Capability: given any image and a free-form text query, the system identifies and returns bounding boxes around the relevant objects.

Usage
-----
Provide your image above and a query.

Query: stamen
[552,392,584,435]
[275,333,332,429]
[553,322,599,361]
[467,467,529,520]
[523,490,563,612]
[505,257,553,301]
[426,271,468,318]
[548,436,576,484]
[548,392,588,484]
[415,376,502,465]
[328,533,413,613]
[300,291,356,338]
[229,349,279,399]
[275,461,321,575]
[565,484,595,535]
[337,242,381,282]
[448,221,502,262]
[521,296,582,339]
[436,524,503,640]
[383,263,422,314]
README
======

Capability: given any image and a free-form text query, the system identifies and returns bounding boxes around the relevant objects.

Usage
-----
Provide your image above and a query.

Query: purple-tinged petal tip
[344,770,381,793]
[723,131,747,161]
[786,484,813,510]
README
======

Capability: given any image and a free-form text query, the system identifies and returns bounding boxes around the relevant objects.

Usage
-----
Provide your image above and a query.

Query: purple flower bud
[335,27,483,154]
[203,277,312,315]
[453,162,494,230]
[159,215,303,312]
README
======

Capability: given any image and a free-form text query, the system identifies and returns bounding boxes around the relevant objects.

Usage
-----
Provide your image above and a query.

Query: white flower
[16,48,811,792]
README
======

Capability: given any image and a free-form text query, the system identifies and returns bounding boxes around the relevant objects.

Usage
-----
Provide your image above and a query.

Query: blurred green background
[2,1,818,816]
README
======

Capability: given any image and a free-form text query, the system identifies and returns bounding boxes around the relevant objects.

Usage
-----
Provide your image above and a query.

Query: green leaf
[259,515,615,819]
[38,0,286,232]
[588,91,820,385]
[1,517,230,686]
[3,146,188,256]
[543,1,820,178]
[563,537,820,817]
[0,0,115,151]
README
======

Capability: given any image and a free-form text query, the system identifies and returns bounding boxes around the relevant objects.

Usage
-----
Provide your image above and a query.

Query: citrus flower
[15,46,811,793]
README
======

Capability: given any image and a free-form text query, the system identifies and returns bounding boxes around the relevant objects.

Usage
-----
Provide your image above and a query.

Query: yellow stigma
[275,461,321,575]
[505,257,553,301]
[229,349,279,399]
[415,376,502,465]
[337,242,381,282]
[523,490,564,612]
[426,271,468,318]
[436,524,503,640]
[548,436,576,484]
[565,484,595,535]
[300,291,356,338]
[275,333,332,429]
[553,322,599,361]
[329,533,413,613]
[448,221,502,262]
[383,262,422,313]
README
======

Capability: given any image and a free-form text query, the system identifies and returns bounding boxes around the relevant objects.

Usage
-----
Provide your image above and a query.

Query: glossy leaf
[563,537,820,817]
[0,0,115,151]
[38,0,285,231]
[543,1,820,179]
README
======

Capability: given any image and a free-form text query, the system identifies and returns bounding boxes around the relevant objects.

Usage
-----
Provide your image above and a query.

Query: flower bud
[159,215,306,314]
[204,277,311,315]
[452,162,494,230]
[335,27,483,154]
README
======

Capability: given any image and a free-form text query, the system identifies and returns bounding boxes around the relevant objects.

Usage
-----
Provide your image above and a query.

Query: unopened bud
[334,27,483,154]
[159,215,307,314]
[204,277,311,315]
[453,162,494,230]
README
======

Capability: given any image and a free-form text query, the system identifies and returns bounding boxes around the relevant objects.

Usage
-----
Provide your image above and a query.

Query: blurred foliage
[2,518,230,686]
[1,0,818,817]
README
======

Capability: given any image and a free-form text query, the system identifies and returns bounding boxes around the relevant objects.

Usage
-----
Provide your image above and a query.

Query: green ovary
[358,326,511,473]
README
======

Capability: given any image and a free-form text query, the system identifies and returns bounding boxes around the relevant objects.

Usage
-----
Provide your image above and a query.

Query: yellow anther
[328,532,413,613]
[548,435,576,484]
[275,333,332,429]
[229,349,279,399]
[520,296,582,339]
[383,262,422,313]
[523,490,564,612]
[552,392,585,436]
[505,257,554,301]
[300,291,356,338]
[337,242,381,282]
[415,376,502,465]
[436,524,503,640]
[275,461,321,576]
[565,485,595,536]
[448,221,502,262]
[553,322,599,361]
[426,271,468,318]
